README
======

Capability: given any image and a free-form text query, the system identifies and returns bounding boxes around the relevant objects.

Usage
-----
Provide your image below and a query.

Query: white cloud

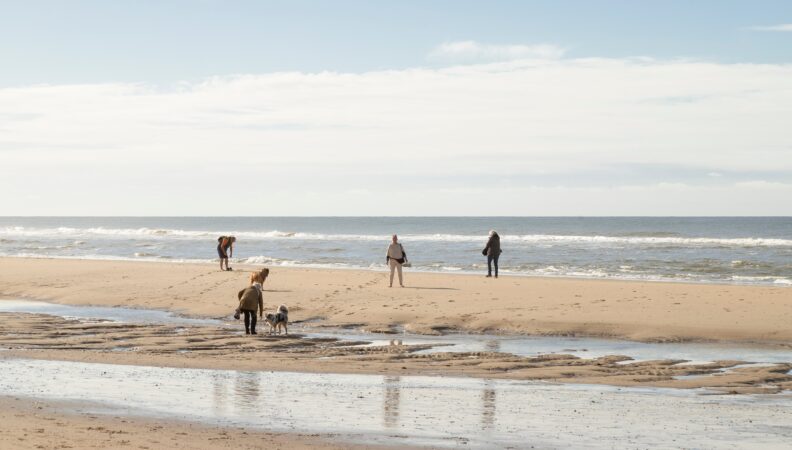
[734,180,792,189]
[427,40,566,63]
[746,24,792,32]
[1,55,791,215]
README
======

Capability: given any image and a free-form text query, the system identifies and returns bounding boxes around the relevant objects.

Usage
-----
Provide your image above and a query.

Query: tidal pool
[302,328,792,365]
[3,298,791,366]
[1,299,792,447]
[0,299,220,326]
[1,358,791,449]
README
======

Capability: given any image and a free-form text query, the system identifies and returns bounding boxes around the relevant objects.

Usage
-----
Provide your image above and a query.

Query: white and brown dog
[264,304,289,335]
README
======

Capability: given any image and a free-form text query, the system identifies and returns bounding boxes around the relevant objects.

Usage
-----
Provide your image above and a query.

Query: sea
[0,217,790,286]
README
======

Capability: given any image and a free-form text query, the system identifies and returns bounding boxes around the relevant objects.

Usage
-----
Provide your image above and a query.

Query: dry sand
[1,257,790,343]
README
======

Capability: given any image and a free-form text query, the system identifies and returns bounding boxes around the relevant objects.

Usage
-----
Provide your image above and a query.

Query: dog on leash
[264,304,289,335]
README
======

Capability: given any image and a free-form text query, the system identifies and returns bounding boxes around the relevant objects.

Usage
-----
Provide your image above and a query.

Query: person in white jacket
[385,234,407,287]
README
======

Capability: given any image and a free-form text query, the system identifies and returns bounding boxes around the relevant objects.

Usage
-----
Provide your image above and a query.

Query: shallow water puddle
[1,299,791,447]
[3,299,791,366]
[302,328,792,365]
[0,299,219,326]
[1,358,791,449]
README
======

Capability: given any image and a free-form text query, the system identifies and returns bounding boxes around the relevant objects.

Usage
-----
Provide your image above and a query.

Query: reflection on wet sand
[212,373,228,415]
[480,339,498,430]
[481,385,496,430]
[3,358,792,449]
[383,376,400,428]
[234,372,261,413]
[484,339,500,353]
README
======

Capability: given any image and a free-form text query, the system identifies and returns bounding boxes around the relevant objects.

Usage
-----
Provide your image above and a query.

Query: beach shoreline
[1,253,789,288]
[3,216,790,287]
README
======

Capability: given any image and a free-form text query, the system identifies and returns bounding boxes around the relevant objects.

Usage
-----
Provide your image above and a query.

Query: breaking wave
[1,226,790,248]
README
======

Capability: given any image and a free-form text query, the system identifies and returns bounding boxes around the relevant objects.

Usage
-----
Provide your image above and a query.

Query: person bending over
[217,235,236,271]
[237,272,263,335]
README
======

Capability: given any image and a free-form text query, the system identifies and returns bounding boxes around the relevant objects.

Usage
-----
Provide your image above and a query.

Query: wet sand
[4,358,792,449]
[1,257,791,343]
[1,311,790,394]
[0,396,390,450]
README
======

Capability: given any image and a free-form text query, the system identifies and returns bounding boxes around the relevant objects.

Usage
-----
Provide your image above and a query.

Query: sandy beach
[0,256,790,391]
[2,256,792,447]
[1,256,790,343]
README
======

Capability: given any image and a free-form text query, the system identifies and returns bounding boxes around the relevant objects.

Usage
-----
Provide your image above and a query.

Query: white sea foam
[2,226,790,247]
[1,252,216,265]
[730,275,792,285]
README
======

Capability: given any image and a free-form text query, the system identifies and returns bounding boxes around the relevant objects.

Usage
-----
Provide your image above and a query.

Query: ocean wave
[731,275,791,285]
[0,252,216,264]
[502,235,792,247]
[1,226,790,247]
[2,251,789,286]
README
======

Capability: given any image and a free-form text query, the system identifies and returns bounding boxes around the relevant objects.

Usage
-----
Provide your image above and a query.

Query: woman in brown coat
[237,272,264,334]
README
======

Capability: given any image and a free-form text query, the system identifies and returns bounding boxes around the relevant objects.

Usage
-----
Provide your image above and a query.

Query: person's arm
[229,242,233,258]
[386,245,391,264]
[237,289,246,310]
[483,237,492,254]
[258,291,263,318]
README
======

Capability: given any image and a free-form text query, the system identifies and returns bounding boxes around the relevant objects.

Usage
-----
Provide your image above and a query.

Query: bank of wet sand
[0,396,395,450]
[2,309,790,394]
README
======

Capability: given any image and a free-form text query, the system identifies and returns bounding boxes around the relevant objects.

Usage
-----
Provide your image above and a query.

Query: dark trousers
[487,254,499,277]
[243,309,257,334]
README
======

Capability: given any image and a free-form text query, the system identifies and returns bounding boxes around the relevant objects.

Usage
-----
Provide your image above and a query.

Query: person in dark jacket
[482,230,503,278]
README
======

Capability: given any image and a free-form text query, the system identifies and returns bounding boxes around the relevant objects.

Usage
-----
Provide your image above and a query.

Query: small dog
[264,304,289,335]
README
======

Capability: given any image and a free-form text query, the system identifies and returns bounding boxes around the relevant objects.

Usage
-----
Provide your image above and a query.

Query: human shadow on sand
[402,286,459,291]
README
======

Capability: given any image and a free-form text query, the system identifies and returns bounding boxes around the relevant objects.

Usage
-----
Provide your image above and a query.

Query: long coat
[237,286,263,312]
[483,233,502,257]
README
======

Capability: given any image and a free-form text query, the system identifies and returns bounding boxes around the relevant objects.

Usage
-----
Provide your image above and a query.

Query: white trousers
[389,259,403,286]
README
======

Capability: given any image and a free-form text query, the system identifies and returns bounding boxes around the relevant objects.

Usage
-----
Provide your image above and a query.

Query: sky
[1,0,791,215]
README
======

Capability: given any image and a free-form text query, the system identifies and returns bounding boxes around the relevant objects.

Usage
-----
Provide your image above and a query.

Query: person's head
[259,268,270,281]
[392,234,398,244]
[249,272,263,284]
[489,230,496,237]
[229,236,236,243]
